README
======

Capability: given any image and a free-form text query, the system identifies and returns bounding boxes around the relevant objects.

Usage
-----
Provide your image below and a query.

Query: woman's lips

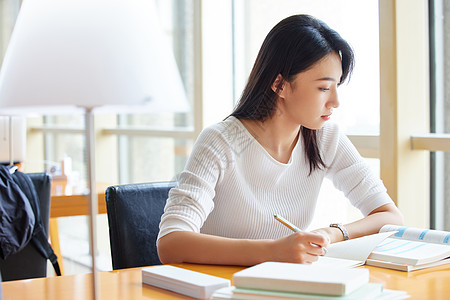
[321,114,332,120]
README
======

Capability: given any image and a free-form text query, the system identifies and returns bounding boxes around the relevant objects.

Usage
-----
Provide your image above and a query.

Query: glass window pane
[119,136,193,184]
[430,0,450,230]
[442,0,449,231]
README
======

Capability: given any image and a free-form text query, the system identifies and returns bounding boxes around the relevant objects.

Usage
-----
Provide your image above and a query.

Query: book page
[316,256,364,268]
[380,225,450,245]
[324,231,395,261]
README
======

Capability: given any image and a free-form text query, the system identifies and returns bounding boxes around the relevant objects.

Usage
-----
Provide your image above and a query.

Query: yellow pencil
[274,214,328,254]
[274,214,301,232]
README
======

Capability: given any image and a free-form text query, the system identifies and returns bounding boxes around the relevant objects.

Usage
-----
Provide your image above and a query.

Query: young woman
[157,14,403,266]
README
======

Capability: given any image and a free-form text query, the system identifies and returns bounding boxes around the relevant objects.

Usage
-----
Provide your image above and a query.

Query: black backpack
[0,165,61,276]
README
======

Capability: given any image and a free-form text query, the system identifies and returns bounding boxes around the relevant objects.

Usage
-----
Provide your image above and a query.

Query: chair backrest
[0,172,51,281]
[105,181,176,270]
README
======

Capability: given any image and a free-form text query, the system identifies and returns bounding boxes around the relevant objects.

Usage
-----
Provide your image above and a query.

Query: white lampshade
[0,0,189,114]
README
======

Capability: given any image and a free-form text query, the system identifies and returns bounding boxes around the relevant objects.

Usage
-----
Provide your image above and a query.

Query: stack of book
[211,262,409,300]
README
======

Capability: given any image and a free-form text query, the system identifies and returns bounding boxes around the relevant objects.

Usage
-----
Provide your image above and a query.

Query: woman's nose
[327,90,339,109]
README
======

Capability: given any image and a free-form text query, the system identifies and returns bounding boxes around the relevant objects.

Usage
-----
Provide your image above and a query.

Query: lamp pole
[85,107,99,300]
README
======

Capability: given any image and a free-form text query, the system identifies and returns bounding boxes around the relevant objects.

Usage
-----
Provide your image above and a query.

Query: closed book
[231,283,383,300]
[232,262,369,297]
[142,265,230,299]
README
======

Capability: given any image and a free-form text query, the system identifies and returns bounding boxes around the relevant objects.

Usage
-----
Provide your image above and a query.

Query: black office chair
[0,172,52,281]
[105,181,176,270]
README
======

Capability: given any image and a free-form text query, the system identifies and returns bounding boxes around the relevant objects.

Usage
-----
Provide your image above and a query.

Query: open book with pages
[318,224,450,272]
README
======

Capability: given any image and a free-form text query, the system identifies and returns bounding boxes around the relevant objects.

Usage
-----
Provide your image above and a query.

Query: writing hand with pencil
[273,214,330,264]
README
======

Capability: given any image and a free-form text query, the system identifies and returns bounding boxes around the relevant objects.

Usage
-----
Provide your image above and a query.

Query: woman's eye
[319,88,330,92]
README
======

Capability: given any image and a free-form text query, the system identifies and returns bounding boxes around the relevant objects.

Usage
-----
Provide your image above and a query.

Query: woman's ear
[271,74,285,97]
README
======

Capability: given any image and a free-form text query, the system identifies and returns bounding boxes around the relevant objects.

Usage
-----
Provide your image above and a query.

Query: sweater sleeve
[157,125,232,240]
[323,125,394,216]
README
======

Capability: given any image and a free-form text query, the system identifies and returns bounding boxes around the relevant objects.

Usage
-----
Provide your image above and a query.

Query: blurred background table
[49,180,111,275]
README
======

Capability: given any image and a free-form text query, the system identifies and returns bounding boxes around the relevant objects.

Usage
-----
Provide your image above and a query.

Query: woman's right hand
[269,231,329,264]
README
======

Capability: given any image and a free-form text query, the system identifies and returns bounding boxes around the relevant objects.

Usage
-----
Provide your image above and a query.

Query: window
[429,0,450,230]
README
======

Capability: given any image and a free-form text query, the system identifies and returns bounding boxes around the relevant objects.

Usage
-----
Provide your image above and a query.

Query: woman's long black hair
[230,14,354,173]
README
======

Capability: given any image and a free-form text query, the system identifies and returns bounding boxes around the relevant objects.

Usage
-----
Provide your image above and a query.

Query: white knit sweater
[158,116,393,241]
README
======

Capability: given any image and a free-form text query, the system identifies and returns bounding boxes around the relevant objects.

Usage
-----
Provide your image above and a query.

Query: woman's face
[276,52,343,130]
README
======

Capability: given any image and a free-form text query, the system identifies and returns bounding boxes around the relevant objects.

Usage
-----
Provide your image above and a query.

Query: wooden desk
[2,263,450,300]
[50,181,109,217]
